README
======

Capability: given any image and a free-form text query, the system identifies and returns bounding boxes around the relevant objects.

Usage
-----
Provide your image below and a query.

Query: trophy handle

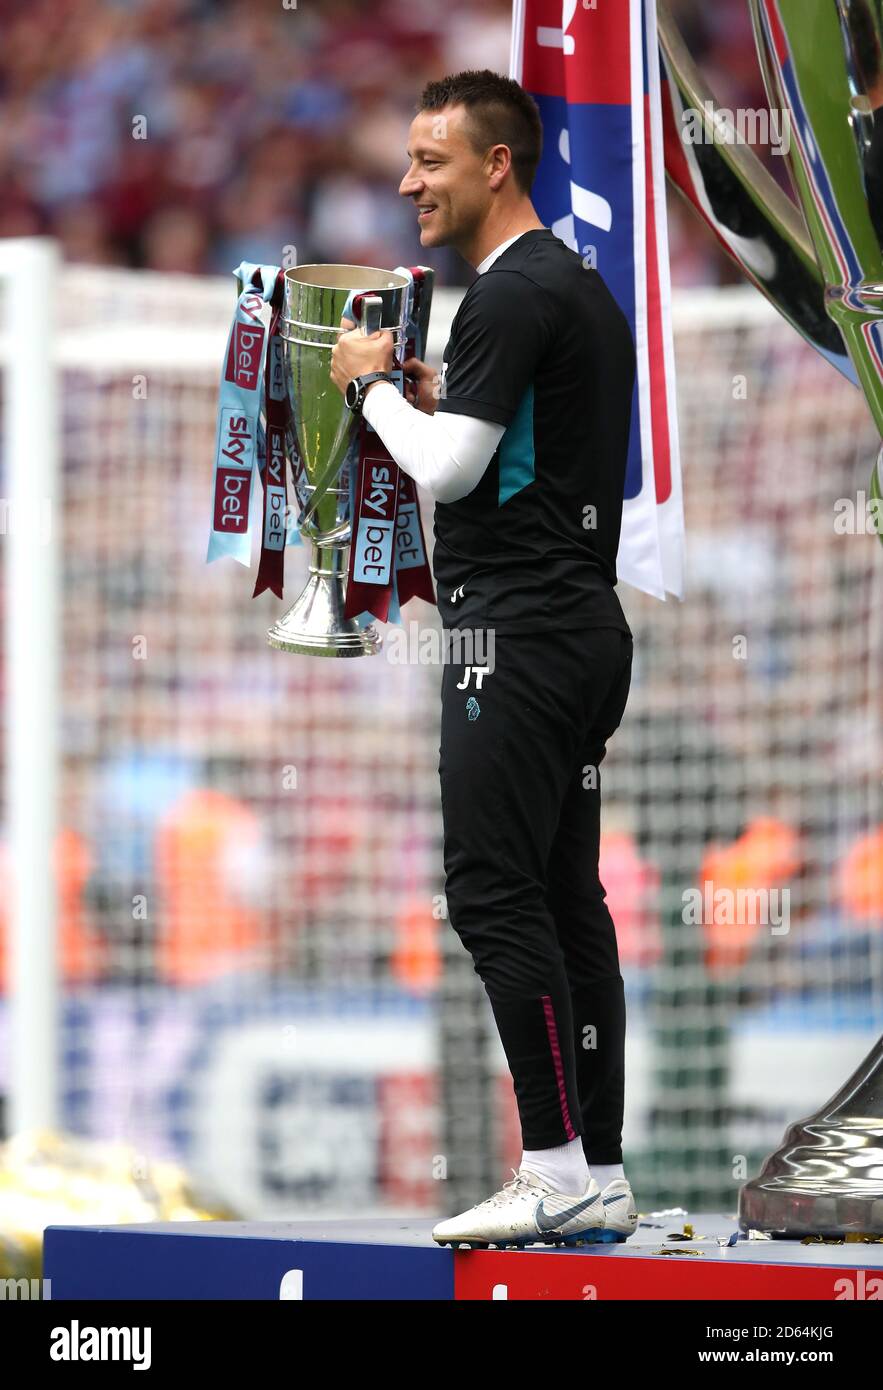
[356,293,384,336]
[660,0,883,549]
[657,3,855,385]
[409,267,435,361]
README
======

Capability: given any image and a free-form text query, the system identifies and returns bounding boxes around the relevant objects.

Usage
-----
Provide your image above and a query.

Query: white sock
[590,1162,626,1189]
[520,1137,589,1194]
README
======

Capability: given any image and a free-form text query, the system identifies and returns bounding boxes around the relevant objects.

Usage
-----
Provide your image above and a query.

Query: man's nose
[399,167,422,198]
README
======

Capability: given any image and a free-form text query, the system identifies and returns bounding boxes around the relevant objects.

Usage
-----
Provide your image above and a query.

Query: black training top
[432,227,635,635]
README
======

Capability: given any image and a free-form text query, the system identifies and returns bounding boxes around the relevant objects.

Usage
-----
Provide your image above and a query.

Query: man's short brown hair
[417,69,543,195]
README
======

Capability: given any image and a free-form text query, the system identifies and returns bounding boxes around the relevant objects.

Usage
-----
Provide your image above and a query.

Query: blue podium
[43,1215,883,1300]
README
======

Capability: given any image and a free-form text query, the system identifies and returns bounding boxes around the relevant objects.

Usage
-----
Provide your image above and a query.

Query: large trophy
[268,264,412,657]
[660,0,883,1236]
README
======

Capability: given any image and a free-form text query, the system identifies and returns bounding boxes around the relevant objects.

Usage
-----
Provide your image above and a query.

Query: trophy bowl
[268,263,411,657]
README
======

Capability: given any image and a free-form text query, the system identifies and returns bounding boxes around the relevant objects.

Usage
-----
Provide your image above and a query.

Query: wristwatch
[345,371,395,413]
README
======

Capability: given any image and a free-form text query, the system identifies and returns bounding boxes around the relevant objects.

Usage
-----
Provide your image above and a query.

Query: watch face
[345,380,359,409]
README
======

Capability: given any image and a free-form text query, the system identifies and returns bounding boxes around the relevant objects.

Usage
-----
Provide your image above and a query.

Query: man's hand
[330,314,394,397]
[402,356,440,415]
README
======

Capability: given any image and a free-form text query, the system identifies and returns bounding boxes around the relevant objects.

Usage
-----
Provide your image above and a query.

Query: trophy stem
[266,544,381,657]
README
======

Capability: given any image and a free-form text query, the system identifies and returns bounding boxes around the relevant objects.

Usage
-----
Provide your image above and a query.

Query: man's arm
[329,271,549,501]
[329,320,503,502]
[361,382,504,503]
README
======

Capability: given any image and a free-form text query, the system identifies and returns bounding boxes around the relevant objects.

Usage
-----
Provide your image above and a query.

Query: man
[330,69,637,1249]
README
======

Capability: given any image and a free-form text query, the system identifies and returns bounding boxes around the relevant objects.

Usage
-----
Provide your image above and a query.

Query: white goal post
[0,238,60,1136]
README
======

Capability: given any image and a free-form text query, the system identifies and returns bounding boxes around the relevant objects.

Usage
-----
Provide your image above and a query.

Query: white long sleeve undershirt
[357,234,533,501]
[361,382,504,503]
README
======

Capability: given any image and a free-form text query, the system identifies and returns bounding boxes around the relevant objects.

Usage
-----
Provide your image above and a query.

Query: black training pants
[438,625,633,1161]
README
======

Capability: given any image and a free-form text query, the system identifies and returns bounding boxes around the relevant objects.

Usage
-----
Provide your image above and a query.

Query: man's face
[399,105,493,250]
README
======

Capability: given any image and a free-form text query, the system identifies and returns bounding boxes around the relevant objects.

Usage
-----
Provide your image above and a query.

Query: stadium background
[0,0,880,1218]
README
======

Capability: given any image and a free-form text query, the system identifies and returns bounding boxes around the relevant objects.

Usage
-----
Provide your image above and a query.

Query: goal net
[0,253,880,1217]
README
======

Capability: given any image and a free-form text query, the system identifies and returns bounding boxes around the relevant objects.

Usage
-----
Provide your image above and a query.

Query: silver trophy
[660,0,883,1236]
[267,264,412,657]
[660,0,883,535]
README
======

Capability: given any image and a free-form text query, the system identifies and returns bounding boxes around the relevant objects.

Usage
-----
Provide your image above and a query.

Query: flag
[511,0,684,599]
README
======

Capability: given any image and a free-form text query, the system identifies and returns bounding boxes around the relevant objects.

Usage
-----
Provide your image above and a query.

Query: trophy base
[266,560,381,658]
[738,1039,883,1237]
[739,1170,883,1240]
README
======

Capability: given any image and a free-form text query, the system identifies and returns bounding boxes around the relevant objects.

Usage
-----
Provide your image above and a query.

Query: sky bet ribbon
[208,261,300,598]
[251,267,299,600]
[391,268,436,616]
[343,267,435,626]
[207,262,278,567]
[210,261,433,627]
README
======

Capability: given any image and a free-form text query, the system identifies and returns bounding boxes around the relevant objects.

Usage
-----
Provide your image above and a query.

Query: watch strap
[347,371,395,412]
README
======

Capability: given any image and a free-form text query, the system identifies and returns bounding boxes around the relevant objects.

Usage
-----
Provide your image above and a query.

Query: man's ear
[487,143,512,191]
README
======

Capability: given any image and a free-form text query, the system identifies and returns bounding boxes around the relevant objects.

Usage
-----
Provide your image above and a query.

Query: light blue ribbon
[207,262,280,565]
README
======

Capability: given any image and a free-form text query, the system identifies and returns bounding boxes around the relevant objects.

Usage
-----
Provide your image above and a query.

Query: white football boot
[598,1177,638,1241]
[431,1168,608,1249]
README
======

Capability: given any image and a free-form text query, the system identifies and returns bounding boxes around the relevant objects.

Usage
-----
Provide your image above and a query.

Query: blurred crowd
[0,0,780,286]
